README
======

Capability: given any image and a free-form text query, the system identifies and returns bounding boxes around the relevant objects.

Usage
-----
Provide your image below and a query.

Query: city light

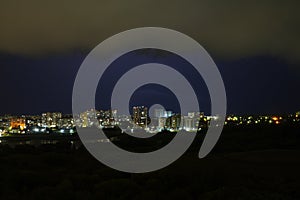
[0,109,298,136]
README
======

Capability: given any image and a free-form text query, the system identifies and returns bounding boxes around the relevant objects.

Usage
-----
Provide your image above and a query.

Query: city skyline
[1,106,299,136]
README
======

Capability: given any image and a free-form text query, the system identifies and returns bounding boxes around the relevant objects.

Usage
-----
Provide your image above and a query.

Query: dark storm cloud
[0,0,299,61]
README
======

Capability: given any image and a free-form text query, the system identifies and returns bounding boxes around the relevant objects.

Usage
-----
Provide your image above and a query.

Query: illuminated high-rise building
[158,117,167,130]
[183,116,197,131]
[166,114,181,131]
[132,106,149,128]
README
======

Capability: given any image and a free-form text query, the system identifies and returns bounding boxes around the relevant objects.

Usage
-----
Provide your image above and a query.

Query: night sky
[0,0,299,115]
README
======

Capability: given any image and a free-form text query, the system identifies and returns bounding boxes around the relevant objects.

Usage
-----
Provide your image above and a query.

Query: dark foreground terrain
[0,124,299,200]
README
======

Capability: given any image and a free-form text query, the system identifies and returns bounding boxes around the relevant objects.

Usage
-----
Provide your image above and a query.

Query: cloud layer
[0,0,299,61]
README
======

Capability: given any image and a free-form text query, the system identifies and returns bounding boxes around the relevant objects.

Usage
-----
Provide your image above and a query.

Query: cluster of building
[0,109,118,136]
[0,108,299,136]
[73,106,214,133]
[74,109,117,128]
[128,106,209,133]
[0,112,75,135]
[73,107,300,134]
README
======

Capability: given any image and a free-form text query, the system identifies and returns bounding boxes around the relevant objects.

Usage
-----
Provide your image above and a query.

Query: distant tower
[183,116,197,131]
[166,114,181,131]
[158,117,167,130]
[132,106,149,128]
